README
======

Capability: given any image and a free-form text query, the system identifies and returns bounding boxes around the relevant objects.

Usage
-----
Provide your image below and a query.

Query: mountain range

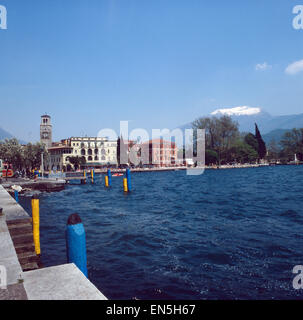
[179,106,303,144]
[0,127,27,145]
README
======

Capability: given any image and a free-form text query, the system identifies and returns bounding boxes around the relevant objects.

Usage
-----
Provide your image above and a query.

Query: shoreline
[1,163,301,194]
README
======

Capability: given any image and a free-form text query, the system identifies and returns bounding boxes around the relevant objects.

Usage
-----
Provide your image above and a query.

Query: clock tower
[40,114,52,149]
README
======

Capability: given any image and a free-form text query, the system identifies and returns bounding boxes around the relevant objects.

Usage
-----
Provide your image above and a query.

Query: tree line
[191,115,267,165]
[192,114,303,165]
[0,138,47,171]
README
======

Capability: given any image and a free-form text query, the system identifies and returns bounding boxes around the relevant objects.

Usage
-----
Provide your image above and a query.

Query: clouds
[285,59,303,75]
[255,62,272,71]
[254,59,303,75]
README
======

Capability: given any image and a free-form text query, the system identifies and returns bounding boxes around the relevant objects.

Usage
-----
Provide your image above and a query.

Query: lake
[19,165,303,299]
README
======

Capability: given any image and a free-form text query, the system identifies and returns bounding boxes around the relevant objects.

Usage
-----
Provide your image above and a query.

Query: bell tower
[40,114,52,149]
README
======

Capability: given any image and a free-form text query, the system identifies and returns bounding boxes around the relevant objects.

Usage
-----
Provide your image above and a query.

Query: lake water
[19,165,303,299]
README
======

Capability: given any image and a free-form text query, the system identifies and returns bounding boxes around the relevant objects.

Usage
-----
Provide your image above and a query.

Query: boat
[112,173,124,177]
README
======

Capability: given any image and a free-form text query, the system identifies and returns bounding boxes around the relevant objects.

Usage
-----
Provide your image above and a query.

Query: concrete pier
[0,185,107,300]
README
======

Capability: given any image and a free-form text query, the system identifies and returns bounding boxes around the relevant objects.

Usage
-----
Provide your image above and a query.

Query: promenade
[0,185,107,300]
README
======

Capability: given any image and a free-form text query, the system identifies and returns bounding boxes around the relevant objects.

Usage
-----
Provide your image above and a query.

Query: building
[69,137,117,167]
[40,115,52,149]
[47,137,117,171]
[141,139,178,167]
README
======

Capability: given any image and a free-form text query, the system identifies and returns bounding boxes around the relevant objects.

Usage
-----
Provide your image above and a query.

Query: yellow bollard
[31,195,41,255]
[83,170,86,178]
[123,178,128,192]
[91,169,94,183]
[105,175,109,187]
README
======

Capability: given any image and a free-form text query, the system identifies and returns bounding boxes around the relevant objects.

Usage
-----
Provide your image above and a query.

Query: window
[88,156,92,161]
[81,149,86,156]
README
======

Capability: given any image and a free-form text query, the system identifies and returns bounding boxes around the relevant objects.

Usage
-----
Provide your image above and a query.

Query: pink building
[141,139,178,167]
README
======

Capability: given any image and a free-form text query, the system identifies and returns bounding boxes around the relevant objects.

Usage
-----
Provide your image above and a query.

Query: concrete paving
[0,185,29,221]
[22,263,107,300]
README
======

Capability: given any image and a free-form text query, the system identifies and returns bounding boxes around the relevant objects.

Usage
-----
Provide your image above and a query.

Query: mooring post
[66,213,88,277]
[123,177,128,192]
[126,168,131,192]
[91,169,94,184]
[31,195,41,256]
[14,190,19,203]
[107,169,112,187]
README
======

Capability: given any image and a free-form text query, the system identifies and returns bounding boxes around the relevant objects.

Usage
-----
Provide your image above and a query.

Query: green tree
[255,123,267,160]
[244,133,258,152]
[205,149,218,165]
[228,141,258,164]
[23,142,47,170]
[68,156,86,170]
[0,138,24,170]
[192,115,239,164]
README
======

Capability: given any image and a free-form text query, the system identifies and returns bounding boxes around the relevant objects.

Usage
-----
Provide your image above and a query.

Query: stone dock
[0,185,107,300]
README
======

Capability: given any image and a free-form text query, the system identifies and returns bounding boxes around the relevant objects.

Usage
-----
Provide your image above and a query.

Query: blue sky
[0,0,303,142]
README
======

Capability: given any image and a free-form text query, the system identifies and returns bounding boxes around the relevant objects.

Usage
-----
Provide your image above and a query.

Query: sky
[0,0,303,142]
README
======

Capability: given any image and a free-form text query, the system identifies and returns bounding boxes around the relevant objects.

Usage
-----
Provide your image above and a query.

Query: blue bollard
[126,168,131,192]
[107,169,112,187]
[66,213,88,277]
[14,190,19,203]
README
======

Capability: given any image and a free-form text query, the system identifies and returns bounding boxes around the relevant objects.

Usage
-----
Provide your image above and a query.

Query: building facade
[47,137,117,171]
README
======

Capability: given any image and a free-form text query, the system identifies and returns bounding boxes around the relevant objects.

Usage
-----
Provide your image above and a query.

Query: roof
[41,114,51,118]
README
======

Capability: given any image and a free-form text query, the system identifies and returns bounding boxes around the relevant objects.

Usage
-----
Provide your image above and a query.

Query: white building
[47,137,117,171]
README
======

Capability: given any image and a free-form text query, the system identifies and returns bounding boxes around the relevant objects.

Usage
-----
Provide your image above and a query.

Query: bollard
[91,169,94,184]
[31,195,41,256]
[83,170,86,178]
[105,175,109,187]
[126,168,132,192]
[14,190,19,203]
[123,177,128,192]
[107,169,112,187]
[66,213,88,277]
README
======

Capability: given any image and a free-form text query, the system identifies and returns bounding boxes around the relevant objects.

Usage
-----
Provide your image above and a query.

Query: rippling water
[19,165,303,299]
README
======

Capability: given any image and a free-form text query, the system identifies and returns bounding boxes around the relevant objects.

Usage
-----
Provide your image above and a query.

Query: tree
[205,149,218,165]
[0,138,24,170]
[244,133,258,152]
[227,141,258,164]
[192,115,239,165]
[267,139,280,161]
[280,128,303,161]
[255,123,267,160]
[68,156,86,170]
[23,142,47,170]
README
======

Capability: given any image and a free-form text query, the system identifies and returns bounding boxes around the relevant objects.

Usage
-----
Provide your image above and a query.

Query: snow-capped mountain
[211,106,262,117]
[210,106,273,133]
[179,106,303,135]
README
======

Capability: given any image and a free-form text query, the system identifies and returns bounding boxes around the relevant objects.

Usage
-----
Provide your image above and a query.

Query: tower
[40,115,52,149]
